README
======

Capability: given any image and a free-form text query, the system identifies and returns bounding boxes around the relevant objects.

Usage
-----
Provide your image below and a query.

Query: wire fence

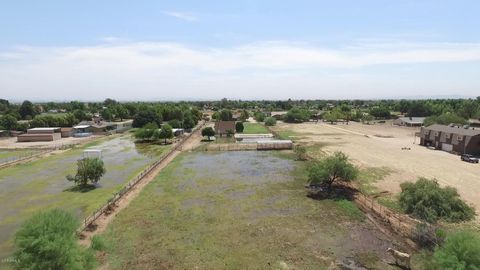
[0,149,53,169]
[78,121,206,233]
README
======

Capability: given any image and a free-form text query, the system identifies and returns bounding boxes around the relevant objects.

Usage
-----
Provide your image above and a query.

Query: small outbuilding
[214,121,236,137]
[17,127,61,142]
[172,128,185,137]
[393,117,426,127]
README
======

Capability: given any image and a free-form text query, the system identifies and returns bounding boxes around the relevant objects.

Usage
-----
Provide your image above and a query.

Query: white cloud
[162,11,198,22]
[0,40,479,100]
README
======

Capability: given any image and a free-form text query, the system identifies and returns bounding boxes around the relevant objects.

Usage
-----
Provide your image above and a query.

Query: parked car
[461,154,479,163]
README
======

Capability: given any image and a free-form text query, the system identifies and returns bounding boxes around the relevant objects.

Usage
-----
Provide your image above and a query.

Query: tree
[254,111,266,122]
[424,113,467,127]
[158,124,173,144]
[202,127,215,140]
[235,122,244,132]
[219,109,233,121]
[73,109,88,121]
[284,107,310,123]
[307,151,358,190]
[324,110,343,124]
[115,105,128,121]
[265,117,277,126]
[101,108,114,121]
[226,129,234,137]
[369,106,391,119]
[183,114,196,129]
[66,158,106,187]
[399,178,475,223]
[432,230,480,269]
[132,108,162,128]
[19,100,37,119]
[0,114,18,130]
[13,209,95,270]
[239,110,250,122]
[361,114,374,124]
[168,119,182,128]
[103,98,117,107]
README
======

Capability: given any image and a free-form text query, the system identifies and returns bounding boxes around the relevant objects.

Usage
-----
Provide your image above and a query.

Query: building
[393,117,426,127]
[60,127,73,138]
[214,121,236,136]
[72,125,93,137]
[419,124,480,155]
[17,127,61,142]
[469,119,480,128]
[172,128,185,137]
[77,119,133,135]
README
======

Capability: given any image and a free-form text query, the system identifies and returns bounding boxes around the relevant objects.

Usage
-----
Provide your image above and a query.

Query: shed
[17,127,61,142]
[172,128,185,137]
[393,117,426,127]
[214,121,236,137]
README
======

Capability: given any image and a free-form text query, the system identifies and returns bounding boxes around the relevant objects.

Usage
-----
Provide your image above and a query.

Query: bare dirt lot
[273,121,480,215]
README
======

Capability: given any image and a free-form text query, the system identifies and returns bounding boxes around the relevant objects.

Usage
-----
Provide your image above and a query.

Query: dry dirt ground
[273,121,480,215]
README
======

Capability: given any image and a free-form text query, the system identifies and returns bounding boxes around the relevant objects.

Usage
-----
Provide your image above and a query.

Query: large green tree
[19,100,37,119]
[201,127,215,140]
[13,209,95,270]
[156,124,173,144]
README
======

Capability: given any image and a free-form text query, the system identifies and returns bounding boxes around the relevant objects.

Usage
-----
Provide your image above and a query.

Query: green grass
[0,135,171,260]
[377,197,403,212]
[356,166,394,195]
[100,151,394,269]
[242,122,270,134]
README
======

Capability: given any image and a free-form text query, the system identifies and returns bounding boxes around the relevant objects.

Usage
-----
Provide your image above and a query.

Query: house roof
[73,125,91,129]
[214,121,236,133]
[28,127,61,131]
[424,124,480,137]
[398,117,426,124]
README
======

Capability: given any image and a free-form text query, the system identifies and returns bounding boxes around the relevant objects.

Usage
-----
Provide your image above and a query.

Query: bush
[265,117,276,126]
[13,209,96,270]
[235,122,244,132]
[399,178,475,223]
[433,231,480,269]
[294,145,307,161]
[307,151,358,190]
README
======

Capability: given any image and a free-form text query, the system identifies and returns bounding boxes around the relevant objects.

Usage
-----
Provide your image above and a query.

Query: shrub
[307,151,358,190]
[13,209,96,270]
[399,178,475,223]
[294,145,307,161]
[424,113,467,127]
[265,117,277,126]
[235,122,244,132]
[433,231,480,269]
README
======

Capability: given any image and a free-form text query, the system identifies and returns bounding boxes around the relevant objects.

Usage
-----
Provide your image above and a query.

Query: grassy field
[100,151,400,269]
[242,122,270,134]
[0,135,171,260]
[0,149,38,164]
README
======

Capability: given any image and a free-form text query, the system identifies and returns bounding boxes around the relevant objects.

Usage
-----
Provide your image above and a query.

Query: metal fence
[78,121,205,232]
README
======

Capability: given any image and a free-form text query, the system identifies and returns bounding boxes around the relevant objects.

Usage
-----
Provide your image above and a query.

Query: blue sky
[1,0,479,101]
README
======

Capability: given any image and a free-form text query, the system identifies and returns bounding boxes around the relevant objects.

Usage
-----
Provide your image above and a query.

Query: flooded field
[101,151,403,269]
[0,135,170,260]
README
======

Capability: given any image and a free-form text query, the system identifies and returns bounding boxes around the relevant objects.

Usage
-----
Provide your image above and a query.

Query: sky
[0,0,479,101]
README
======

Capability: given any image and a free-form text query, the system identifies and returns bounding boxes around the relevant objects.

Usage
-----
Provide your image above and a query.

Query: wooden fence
[78,121,205,232]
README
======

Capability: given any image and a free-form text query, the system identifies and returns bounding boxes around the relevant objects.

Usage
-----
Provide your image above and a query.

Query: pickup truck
[461,154,479,163]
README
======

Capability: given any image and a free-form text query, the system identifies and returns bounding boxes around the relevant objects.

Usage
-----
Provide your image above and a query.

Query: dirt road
[274,121,480,213]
